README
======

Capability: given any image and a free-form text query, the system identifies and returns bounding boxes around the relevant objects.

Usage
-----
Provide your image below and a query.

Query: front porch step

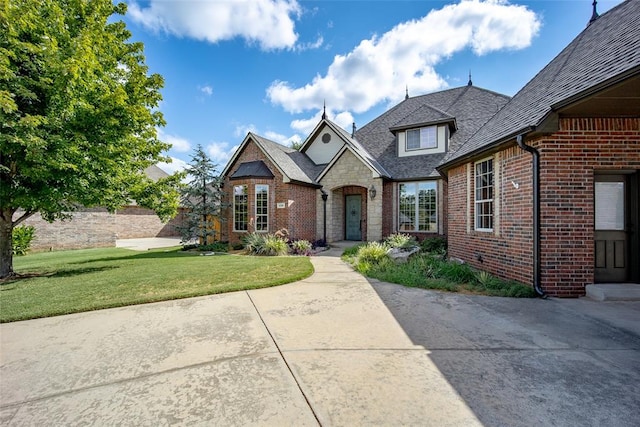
[585,284,640,301]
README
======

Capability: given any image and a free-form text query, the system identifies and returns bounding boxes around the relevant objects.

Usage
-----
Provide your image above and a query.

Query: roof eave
[437,126,535,173]
[389,118,456,133]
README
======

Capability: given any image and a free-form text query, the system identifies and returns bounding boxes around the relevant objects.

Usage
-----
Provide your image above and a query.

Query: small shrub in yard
[384,233,417,249]
[243,232,266,254]
[263,234,289,256]
[356,241,389,265]
[198,241,229,252]
[290,239,313,256]
[420,237,447,255]
[12,225,35,256]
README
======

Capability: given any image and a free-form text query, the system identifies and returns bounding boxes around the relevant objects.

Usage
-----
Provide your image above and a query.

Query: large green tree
[0,0,181,278]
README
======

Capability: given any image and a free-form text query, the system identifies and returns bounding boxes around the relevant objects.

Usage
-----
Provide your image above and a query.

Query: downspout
[516,134,547,298]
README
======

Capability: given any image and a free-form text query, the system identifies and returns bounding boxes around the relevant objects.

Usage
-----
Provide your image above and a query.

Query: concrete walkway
[1,244,639,426]
[0,245,480,426]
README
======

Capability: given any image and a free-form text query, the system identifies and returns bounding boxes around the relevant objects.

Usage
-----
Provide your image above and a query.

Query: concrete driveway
[1,246,639,426]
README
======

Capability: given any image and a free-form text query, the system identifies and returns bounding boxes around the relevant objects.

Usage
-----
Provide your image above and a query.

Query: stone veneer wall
[318,149,383,242]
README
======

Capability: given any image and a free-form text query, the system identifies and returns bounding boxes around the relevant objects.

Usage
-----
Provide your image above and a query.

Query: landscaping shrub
[263,234,289,256]
[355,241,389,268]
[384,233,417,249]
[420,236,447,255]
[12,225,35,256]
[243,232,266,254]
[198,241,229,252]
[290,239,313,256]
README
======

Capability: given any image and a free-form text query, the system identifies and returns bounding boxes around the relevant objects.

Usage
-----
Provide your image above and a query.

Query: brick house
[437,0,640,297]
[221,86,510,246]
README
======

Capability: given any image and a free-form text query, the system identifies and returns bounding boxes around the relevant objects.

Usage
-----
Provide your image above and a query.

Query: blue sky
[122,0,624,175]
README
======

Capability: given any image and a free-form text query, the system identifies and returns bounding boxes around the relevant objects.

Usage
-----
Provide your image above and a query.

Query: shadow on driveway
[370,280,640,427]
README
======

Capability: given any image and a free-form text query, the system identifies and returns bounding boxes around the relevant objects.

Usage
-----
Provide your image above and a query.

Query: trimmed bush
[263,234,289,256]
[420,237,447,255]
[12,225,35,256]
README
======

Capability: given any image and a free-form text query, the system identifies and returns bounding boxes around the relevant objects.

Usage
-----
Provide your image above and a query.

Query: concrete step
[585,284,640,301]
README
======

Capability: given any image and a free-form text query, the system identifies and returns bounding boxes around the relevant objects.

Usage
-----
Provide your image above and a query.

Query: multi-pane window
[255,185,269,232]
[475,158,494,231]
[233,185,248,231]
[399,182,437,232]
[406,127,437,150]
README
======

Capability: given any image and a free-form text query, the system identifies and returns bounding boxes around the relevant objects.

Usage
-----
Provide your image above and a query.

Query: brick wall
[448,146,534,287]
[19,206,184,251]
[20,208,116,250]
[115,206,185,239]
[447,117,640,297]
[538,117,640,296]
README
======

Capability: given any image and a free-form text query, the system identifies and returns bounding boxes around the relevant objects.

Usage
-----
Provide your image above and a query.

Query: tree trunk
[0,209,14,279]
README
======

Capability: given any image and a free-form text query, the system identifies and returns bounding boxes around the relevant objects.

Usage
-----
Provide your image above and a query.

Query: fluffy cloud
[206,142,238,167]
[267,0,540,115]
[128,0,301,50]
[157,128,191,153]
[157,157,189,176]
[290,109,354,136]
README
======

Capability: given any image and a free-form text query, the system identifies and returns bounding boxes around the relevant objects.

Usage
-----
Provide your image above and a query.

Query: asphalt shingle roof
[355,85,510,179]
[250,133,323,186]
[230,160,274,179]
[444,0,640,165]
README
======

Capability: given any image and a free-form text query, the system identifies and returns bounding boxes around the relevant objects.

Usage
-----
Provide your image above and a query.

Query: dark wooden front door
[345,195,362,240]
[595,175,628,282]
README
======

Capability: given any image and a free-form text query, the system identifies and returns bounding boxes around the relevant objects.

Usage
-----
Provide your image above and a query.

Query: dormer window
[397,124,448,158]
[406,127,437,150]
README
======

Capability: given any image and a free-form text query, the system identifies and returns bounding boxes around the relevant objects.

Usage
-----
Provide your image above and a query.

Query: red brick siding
[538,117,640,296]
[448,146,534,286]
[382,181,394,238]
[447,117,640,297]
[222,141,317,245]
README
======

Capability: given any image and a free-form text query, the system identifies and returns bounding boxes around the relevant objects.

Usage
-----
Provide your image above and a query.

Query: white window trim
[255,184,269,233]
[474,157,494,232]
[405,127,437,151]
[233,184,248,232]
[398,181,438,233]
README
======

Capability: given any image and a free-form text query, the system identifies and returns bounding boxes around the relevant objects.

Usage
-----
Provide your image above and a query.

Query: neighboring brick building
[438,0,640,296]
[21,165,183,250]
[221,87,508,246]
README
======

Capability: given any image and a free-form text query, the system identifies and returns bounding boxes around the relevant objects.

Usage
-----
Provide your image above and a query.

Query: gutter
[516,134,547,298]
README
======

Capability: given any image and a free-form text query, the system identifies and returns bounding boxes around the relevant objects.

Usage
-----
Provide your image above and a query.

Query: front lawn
[0,248,313,323]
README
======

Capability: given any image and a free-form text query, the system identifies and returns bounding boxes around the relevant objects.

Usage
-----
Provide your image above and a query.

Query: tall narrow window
[399,181,437,232]
[233,185,248,231]
[255,184,269,232]
[475,158,494,231]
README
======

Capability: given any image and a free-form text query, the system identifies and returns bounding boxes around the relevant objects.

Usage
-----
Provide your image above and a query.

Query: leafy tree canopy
[0,0,181,277]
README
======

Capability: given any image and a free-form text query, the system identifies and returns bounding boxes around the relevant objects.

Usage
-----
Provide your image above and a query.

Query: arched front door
[345,194,362,240]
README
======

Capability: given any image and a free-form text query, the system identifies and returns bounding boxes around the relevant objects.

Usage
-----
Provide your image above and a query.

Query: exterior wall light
[369,185,377,200]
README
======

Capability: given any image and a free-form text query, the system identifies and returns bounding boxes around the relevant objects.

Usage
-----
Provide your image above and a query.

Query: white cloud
[206,142,238,167]
[128,0,301,50]
[234,123,258,138]
[295,35,324,51]
[157,128,191,153]
[267,0,540,115]
[199,85,213,96]
[290,109,354,135]
[157,157,189,176]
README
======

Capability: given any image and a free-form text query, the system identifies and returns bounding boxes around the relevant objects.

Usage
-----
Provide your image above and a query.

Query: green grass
[342,245,537,298]
[0,247,313,323]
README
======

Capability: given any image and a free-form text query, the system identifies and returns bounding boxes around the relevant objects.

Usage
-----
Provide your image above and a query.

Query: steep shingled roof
[443,0,640,165]
[355,85,510,179]
[250,133,324,186]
